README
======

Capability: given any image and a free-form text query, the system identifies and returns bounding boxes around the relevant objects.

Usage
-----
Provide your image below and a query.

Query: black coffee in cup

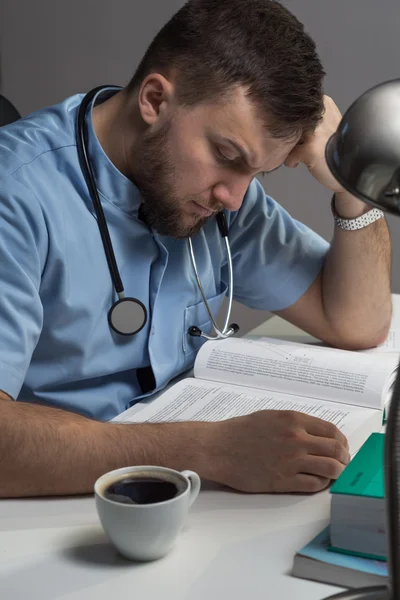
[102,472,187,505]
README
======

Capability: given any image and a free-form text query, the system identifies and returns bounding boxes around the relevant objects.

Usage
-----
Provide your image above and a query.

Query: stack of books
[292,433,388,589]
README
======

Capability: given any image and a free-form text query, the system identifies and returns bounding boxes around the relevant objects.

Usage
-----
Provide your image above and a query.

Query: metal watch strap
[331,195,385,230]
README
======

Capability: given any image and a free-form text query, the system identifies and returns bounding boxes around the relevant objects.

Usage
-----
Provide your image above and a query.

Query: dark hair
[127,0,325,138]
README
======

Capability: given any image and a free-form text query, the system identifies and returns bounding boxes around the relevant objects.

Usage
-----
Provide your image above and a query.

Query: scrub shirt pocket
[182,284,228,367]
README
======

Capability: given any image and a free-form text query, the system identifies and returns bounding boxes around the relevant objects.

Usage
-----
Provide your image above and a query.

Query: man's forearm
[322,190,392,348]
[0,398,212,498]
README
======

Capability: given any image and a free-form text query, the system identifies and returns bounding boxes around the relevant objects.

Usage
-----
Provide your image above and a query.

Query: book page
[193,337,398,410]
[114,379,382,455]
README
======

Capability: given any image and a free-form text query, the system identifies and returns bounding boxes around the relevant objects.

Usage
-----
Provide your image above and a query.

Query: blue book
[292,527,388,589]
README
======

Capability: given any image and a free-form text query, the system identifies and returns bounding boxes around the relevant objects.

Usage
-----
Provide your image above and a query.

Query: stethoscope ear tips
[229,323,240,335]
[188,323,240,339]
[188,326,202,337]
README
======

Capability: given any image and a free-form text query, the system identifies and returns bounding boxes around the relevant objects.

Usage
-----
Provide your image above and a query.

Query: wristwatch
[331,195,385,230]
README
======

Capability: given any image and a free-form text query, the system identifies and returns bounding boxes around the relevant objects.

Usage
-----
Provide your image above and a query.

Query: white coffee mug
[94,465,201,561]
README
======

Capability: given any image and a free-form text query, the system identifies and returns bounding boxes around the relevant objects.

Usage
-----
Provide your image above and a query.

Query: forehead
[184,87,299,168]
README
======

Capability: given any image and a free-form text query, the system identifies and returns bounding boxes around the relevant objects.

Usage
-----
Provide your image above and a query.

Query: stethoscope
[76,86,239,340]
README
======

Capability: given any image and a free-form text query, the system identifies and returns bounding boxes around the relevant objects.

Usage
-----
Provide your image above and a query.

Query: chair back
[0,95,21,126]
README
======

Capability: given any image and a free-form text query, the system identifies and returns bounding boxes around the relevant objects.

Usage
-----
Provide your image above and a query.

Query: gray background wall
[1,0,399,334]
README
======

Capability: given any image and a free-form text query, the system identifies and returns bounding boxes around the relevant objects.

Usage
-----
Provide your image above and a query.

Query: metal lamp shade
[325,79,400,215]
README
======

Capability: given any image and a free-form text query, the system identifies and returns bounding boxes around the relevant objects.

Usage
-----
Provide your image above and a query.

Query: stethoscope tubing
[76,85,239,340]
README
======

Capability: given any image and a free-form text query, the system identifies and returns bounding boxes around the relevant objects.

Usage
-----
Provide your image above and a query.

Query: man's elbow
[327,318,391,352]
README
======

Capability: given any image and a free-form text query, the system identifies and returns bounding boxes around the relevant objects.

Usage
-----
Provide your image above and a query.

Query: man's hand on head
[284,95,348,195]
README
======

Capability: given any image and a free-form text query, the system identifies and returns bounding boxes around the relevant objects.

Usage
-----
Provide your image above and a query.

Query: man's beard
[132,120,220,239]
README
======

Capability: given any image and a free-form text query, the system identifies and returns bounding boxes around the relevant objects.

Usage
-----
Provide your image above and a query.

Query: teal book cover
[330,433,384,498]
[329,544,386,562]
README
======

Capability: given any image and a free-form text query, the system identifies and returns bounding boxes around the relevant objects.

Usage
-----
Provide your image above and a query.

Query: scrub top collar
[85,87,143,218]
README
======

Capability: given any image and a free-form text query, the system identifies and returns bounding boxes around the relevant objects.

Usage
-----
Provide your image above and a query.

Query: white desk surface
[2,296,399,600]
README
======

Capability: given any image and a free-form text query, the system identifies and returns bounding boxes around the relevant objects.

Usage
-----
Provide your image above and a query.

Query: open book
[114,336,398,454]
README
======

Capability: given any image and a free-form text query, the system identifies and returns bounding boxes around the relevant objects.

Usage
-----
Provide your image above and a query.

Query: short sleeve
[0,176,47,398]
[226,178,330,312]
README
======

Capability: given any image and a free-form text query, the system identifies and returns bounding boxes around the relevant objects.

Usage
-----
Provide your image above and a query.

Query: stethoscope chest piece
[108,297,147,336]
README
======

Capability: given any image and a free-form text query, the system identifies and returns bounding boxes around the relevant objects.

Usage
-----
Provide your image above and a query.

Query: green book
[329,433,386,560]
[331,432,384,499]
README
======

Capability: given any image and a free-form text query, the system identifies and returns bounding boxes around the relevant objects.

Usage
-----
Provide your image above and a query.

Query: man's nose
[212,177,252,212]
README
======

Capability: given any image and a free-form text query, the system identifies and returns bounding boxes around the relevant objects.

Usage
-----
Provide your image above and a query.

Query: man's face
[132,87,299,238]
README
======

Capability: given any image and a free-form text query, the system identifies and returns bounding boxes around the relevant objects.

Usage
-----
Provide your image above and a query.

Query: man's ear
[137,74,175,126]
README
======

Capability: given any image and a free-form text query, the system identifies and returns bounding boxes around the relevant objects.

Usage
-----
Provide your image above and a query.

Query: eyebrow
[218,136,283,173]
[219,137,256,169]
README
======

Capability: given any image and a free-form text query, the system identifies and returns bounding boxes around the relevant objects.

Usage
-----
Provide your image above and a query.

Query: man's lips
[192,200,216,217]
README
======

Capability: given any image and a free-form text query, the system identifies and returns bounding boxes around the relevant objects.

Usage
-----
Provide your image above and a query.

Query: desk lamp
[323,79,400,600]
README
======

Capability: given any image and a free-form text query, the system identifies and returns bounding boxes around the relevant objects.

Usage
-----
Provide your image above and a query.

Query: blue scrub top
[0,91,329,420]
